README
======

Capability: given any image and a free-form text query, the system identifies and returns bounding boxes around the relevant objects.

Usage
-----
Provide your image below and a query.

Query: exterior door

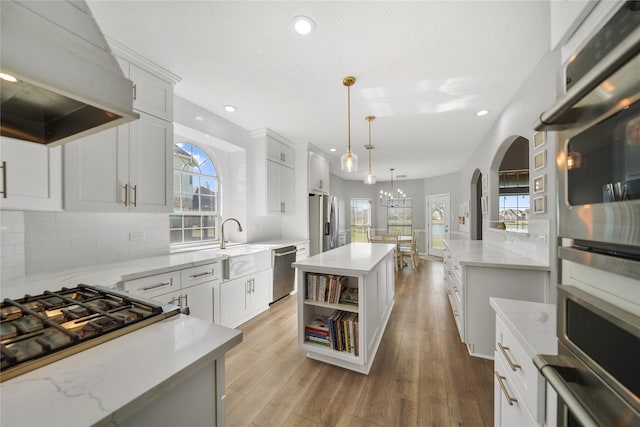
[427,194,450,257]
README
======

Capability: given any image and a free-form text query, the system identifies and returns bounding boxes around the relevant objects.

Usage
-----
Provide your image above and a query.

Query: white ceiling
[87,1,551,182]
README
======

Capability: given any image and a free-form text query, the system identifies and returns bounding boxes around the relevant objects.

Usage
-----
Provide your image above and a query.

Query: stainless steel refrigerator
[308,194,338,256]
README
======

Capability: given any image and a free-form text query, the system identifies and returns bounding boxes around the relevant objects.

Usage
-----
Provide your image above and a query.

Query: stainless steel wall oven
[538,0,640,262]
[535,2,640,426]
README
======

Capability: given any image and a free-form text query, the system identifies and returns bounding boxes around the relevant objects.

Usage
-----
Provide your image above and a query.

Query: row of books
[305,273,358,305]
[304,311,359,356]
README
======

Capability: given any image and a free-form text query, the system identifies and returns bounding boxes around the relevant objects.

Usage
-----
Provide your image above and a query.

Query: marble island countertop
[293,242,395,276]
[1,239,306,300]
[0,314,243,427]
[444,239,550,271]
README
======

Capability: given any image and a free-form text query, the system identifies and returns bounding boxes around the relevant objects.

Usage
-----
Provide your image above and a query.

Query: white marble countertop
[293,242,395,276]
[444,239,550,271]
[490,297,557,357]
[1,239,305,300]
[0,314,242,427]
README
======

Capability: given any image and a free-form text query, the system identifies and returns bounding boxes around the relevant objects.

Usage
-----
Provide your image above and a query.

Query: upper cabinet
[266,137,294,169]
[0,137,62,211]
[250,129,296,215]
[119,59,174,122]
[64,112,172,213]
[308,151,330,194]
[64,49,179,213]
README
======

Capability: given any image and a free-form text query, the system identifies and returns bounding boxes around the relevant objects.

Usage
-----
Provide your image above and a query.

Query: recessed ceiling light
[223,105,237,113]
[476,109,489,117]
[195,115,204,121]
[0,72,18,83]
[292,16,314,35]
[329,148,337,152]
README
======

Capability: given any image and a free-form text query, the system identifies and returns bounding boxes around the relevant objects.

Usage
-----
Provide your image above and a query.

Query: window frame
[387,198,412,236]
[170,142,221,247]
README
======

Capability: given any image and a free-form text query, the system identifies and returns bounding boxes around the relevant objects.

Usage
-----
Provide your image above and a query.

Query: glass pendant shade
[341,76,358,172]
[364,170,376,184]
[341,151,358,172]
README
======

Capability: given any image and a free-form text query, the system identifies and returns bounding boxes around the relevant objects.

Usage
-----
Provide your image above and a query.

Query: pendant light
[340,76,358,172]
[364,115,376,184]
[380,168,407,207]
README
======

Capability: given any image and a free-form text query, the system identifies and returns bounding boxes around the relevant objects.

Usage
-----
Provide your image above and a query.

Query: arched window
[170,142,219,244]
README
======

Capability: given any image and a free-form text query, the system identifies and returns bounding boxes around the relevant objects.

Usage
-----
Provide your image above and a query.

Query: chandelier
[380,168,407,207]
[340,76,358,172]
[364,115,376,184]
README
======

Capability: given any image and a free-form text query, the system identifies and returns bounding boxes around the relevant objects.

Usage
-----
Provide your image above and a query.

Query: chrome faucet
[220,218,243,249]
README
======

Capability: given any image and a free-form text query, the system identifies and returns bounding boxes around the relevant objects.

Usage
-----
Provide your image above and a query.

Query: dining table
[369,235,412,269]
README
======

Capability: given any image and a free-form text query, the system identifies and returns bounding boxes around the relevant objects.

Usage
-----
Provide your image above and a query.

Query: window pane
[173,142,219,244]
[170,230,183,244]
[169,215,182,229]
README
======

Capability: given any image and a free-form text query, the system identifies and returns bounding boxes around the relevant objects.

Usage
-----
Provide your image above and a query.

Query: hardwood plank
[224,259,494,426]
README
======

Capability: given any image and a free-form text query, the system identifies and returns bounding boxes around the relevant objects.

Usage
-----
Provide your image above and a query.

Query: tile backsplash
[485,219,550,265]
[1,211,169,279]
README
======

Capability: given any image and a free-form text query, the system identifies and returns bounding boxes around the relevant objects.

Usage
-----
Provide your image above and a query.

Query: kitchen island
[0,313,242,427]
[293,243,395,374]
[443,239,551,359]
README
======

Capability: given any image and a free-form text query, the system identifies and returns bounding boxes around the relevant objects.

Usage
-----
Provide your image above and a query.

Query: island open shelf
[293,243,395,374]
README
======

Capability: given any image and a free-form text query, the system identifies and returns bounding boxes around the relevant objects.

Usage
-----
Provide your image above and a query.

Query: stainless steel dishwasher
[271,245,297,304]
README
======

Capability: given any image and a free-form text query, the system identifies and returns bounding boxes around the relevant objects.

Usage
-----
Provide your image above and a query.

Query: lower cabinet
[494,355,535,427]
[220,268,271,328]
[491,298,557,427]
[443,243,550,359]
[122,262,222,324]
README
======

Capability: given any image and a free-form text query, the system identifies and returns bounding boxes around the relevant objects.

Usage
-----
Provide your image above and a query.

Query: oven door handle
[534,26,640,131]
[534,355,599,427]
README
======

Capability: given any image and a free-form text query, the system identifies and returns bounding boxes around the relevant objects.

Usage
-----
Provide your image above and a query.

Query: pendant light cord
[347,84,351,154]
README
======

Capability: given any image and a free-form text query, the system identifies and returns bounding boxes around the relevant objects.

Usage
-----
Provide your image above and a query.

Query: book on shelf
[326,310,359,356]
[304,316,331,347]
[305,274,352,305]
[339,287,358,305]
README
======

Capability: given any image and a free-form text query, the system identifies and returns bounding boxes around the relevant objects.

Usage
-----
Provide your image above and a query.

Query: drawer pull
[498,343,521,371]
[495,371,518,406]
[142,279,172,291]
[189,270,213,279]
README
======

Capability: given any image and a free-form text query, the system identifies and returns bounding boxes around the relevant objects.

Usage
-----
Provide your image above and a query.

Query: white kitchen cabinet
[266,160,294,214]
[181,263,222,324]
[115,55,175,122]
[220,268,271,328]
[494,354,536,427]
[443,241,550,359]
[266,136,294,169]
[250,128,296,216]
[0,136,62,211]
[308,151,330,194]
[491,298,557,427]
[122,262,222,324]
[64,111,172,213]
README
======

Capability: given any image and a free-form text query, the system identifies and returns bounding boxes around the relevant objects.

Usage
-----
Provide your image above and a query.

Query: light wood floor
[225,259,494,427]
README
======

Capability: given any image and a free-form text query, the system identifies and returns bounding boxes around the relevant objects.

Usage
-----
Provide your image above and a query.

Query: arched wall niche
[490,135,530,231]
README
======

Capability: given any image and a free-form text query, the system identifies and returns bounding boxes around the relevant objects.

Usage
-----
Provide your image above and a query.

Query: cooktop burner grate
[0,284,178,382]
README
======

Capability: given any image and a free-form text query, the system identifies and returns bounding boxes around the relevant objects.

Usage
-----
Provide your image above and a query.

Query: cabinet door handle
[252,278,255,293]
[498,343,521,371]
[132,184,137,207]
[1,161,7,198]
[281,202,285,213]
[190,270,213,279]
[495,371,518,406]
[319,179,323,189]
[142,278,172,291]
[133,83,137,100]
[121,183,129,206]
[184,293,189,307]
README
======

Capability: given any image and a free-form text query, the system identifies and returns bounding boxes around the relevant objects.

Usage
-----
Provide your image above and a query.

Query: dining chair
[400,230,420,269]
[381,234,401,271]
